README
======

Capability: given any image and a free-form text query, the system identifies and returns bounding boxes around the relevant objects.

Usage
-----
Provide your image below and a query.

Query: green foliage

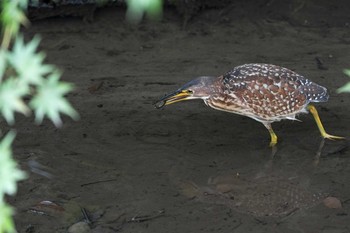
[0,0,79,232]
[126,0,163,23]
[0,0,29,48]
[0,33,79,127]
[8,35,53,85]
[338,69,350,93]
[0,0,164,231]
[2,2,345,231]
[30,71,79,127]
[0,77,30,125]
[0,202,15,233]
[0,131,26,233]
[0,132,26,197]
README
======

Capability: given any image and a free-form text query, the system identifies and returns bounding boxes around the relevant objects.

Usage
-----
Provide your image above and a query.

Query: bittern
[155,64,344,146]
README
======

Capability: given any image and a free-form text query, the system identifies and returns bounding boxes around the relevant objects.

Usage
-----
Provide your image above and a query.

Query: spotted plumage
[156,63,344,146]
[207,64,328,123]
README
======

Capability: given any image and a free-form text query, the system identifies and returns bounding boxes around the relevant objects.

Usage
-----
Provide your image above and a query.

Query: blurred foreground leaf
[30,72,79,127]
[0,78,30,125]
[0,132,26,196]
[0,0,29,48]
[337,69,350,93]
[8,35,53,85]
[0,131,26,197]
[0,202,15,233]
[126,0,163,23]
[1,0,78,232]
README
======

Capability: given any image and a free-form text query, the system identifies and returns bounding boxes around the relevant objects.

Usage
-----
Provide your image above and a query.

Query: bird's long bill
[155,90,192,109]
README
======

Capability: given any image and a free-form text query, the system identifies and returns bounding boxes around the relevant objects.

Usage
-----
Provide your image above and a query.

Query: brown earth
[7,1,350,232]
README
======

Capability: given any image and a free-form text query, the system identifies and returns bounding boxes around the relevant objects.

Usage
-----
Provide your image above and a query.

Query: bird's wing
[219,64,309,118]
[222,64,302,90]
[222,63,328,102]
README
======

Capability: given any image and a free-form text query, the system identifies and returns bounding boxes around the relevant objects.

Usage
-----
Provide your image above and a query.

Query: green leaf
[0,131,26,196]
[0,78,30,124]
[0,202,15,233]
[344,69,350,77]
[337,82,350,93]
[126,0,163,23]
[30,71,79,127]
[337,69,350,93]
[1,0,28,38]
[7,35,54,86]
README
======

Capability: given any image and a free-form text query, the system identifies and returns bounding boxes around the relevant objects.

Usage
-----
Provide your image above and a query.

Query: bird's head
[155,76,216,109]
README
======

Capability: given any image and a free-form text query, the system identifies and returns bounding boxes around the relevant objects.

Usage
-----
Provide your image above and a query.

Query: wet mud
[7,1,350,232]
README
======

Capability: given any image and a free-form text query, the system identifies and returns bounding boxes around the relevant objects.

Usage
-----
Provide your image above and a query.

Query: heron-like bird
[155,64,344,146]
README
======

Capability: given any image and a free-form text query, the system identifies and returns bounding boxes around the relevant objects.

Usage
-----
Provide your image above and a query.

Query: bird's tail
[300,83,329,102]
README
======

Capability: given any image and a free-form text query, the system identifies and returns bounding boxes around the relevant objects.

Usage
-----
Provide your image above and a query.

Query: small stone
[68,222,91,233]
[323,197,342,209]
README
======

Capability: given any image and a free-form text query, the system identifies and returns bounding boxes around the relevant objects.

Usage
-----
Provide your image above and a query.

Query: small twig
[315,57,328,70]
[80,178,118,187]
[342,198,350,204]
[28,159,54,179]
[128,209,165,223]
[284,207,299,217]
[254,217,267,225]
[277,208,300,224]
[232,220,243,230]
[81,207,92,225]
[106,212,126,224]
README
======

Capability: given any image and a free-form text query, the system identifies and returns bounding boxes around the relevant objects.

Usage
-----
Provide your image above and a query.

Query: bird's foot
[268,132,278,147]
[322,133,345,140]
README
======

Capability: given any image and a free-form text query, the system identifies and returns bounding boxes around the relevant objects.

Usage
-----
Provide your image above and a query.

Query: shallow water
[9,3,350,233]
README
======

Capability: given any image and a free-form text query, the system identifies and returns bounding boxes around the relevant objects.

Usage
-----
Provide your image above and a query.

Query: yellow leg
[263,123,278,147]
[307,105,344,140]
